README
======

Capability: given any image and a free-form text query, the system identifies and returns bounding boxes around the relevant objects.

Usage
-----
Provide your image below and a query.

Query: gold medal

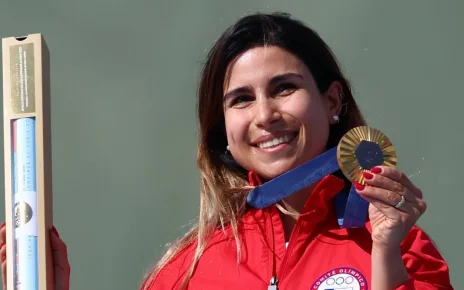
[337,126,397,185]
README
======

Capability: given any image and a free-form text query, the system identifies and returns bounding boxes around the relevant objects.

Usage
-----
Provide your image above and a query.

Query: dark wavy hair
[141,12,365,290]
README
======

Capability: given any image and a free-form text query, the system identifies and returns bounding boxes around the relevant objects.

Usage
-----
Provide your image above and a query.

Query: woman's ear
[324,81,343,121]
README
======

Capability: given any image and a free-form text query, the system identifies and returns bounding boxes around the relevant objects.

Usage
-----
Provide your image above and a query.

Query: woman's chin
[254,163,298,181]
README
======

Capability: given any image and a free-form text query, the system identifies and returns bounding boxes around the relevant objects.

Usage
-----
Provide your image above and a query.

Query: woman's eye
[275,83,297,95]
[230,95,253,107]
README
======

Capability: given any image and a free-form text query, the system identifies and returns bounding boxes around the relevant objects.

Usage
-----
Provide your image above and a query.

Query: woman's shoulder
[401,225,444,253]
[399,225,452,286]
[141,241,197,290]
[142,222,248,290]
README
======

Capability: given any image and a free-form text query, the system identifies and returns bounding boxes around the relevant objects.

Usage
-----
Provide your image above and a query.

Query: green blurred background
[1,0,462,289]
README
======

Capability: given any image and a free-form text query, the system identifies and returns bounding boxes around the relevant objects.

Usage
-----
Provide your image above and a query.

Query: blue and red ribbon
[246,146,368,228]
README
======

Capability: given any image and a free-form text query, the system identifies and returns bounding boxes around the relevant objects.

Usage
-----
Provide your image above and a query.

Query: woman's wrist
[371,244,409,290]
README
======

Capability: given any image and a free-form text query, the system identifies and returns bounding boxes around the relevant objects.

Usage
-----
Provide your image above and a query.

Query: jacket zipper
[267,276,278,290]
[278,218,303,280]
[267,208,279,289]
[268,207,306,289]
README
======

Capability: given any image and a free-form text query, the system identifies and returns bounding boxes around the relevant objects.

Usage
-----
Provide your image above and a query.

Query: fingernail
[51,226,60,238]
[0,243,4,248]
[1,222,5,229]
[371,167,382,174]
[363,172,374,180]
[354,183,365,191]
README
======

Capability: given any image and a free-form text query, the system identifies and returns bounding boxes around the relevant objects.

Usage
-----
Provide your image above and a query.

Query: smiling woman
[0,11,453,290]
[223,46,343,181]
[137,12,453,290]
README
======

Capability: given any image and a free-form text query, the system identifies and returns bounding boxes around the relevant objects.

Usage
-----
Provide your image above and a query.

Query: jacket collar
[248,171,263,187]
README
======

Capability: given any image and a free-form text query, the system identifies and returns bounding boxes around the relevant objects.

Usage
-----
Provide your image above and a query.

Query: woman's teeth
[258,134,294,149]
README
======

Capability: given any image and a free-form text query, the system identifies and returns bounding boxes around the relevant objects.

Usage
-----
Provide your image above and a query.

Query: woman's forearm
[371,244,410,290]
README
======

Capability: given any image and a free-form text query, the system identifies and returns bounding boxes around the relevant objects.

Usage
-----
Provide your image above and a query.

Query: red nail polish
[371,167,382,174]
[354,183,365,191]
[51,226,60,238]
[0,222,5,229]
[363,172,374,180]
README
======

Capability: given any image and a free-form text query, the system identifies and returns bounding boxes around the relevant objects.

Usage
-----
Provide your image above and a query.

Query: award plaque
[337,126,397,185]
[2,34,54,290]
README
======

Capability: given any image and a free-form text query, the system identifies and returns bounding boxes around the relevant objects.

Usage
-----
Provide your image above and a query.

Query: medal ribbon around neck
[246,126,397,228]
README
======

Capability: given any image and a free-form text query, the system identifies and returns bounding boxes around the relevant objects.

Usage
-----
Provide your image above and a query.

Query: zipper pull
[268,276,278,290]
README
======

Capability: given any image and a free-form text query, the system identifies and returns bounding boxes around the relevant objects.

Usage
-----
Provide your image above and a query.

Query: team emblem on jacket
[310,267,368,290]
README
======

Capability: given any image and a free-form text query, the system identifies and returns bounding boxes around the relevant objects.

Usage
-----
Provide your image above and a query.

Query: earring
[226,145,230,151]
[332,115,339,123]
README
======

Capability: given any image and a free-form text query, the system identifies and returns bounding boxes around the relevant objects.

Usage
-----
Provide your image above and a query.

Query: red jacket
[145,173,453,289]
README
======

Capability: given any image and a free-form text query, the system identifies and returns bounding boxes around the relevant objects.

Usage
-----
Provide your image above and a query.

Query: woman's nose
[254,99,282,128]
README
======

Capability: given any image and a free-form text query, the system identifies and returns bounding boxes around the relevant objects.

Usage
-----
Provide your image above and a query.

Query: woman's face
[223,45,342,180]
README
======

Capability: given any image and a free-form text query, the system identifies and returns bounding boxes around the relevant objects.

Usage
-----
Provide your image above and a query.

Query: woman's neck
[277,186,314,241]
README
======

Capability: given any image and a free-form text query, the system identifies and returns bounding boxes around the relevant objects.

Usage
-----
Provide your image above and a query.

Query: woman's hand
[0,223,71,290]
[355,166,427,289]
[355,166,426,248]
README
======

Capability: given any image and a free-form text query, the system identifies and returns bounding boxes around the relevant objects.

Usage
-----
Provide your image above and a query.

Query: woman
[140,12,452,290]
[0,12,453,290]
[140,12,453,290]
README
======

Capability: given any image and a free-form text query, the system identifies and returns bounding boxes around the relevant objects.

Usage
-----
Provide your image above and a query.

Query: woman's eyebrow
[223,86,252,100]
[269,73,303,85]
[223,73,302,100]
